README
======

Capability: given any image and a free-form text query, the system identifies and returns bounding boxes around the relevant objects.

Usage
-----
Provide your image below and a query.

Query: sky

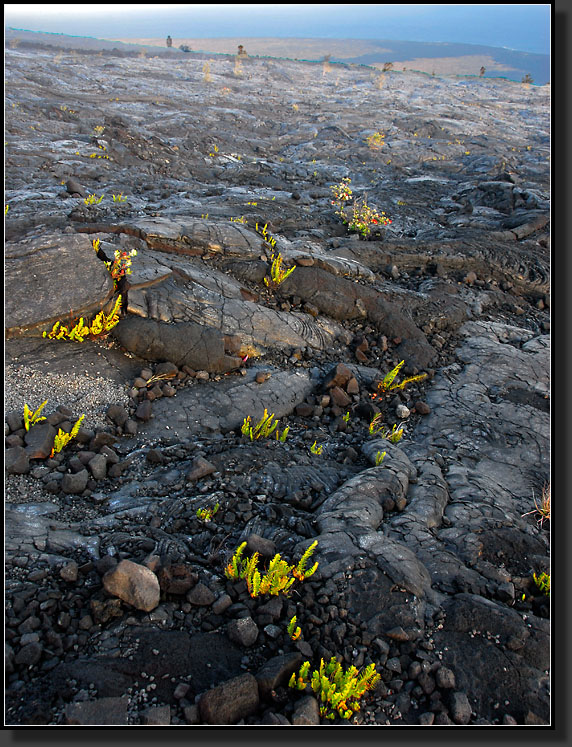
[4,4,551,55]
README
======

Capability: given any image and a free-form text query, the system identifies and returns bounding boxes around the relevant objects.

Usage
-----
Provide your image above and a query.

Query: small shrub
[196,502,220,523]
[241,409,289,442]
[102,248,137,288]
[289,657,381,721]
[263,252,296,288]
[330,177,353,216]
[368,413,384,436]
[225,540,318,598]
[347,196,391,238]
[43,296,122,342]
[84,193,104,206]
[366,131,385,150]
[368,415,404,443]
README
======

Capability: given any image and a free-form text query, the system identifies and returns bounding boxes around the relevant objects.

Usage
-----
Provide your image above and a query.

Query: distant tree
[237,44,248,57]
[382,62,393,73]
[479,66,486,77]
[522,73,534,84]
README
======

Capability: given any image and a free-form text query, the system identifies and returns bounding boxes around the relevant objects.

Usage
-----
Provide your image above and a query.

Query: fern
[43,297,122,342]
[533,571,550,596]
[225,541,247,579]
[225,541,318,598]
[288,616,302,641]
[50,414,85,456]
[373,360,428,400]
[290,657,380,721]
[241,409,289,442]
[293,540,318,580]
[263,252,296,288]
[23,400,48,431]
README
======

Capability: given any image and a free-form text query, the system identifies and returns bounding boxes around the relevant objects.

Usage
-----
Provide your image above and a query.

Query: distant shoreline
[5,28,550,85]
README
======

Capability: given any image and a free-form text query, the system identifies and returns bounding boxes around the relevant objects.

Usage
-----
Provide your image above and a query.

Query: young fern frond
[382,360,404,390]
[50,414,85,456]
[23,400,48,431]
[294,540,318,580]
[288,616,301,640]
[391,373,428,391]
[225,541,247,579]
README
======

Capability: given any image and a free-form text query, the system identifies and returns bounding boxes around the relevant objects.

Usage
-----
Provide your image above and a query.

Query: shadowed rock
[112,316,242,373]
[5,232,114,337]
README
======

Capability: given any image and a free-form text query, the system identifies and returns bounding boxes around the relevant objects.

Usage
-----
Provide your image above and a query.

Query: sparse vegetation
[84,193,104,206]
[264,252,296,289]
[51,415,85,457]
[533,571,550,596]
[196,502,220,523]
[43,297,122,342]
[522,483,550,527]
[310,440,323,455]
[224,540,318,598]
[241,409,290,442]
[289,657,381,721]
[372,361,428,400]
[287,616,302,641]
[23,400,48,431]
[330,178,391,238]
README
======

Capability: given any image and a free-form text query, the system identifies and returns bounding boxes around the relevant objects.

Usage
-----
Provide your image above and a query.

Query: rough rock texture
[5,31,550,727]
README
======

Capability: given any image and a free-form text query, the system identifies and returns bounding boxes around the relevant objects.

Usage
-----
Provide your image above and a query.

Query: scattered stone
[227,617,259,647]
[418,711,435,725]
[186,582,215,607]
[435,666,456,689]
[59,561,79,583]
[292,695,321,725]
[102,559,161,612]
[448,691,472,725]
[24,422,56,460]
[61,469,89,495]
[187,456,217,482]
[141,705,171,725]
[106,404,129,427]
[135,400,153,422]
[65,697,129,725]
[199,673,259,725]
[5,446,30,475]
[414,401,431,415]
[246,534,276,558]
[255,652,303,701]
[158,563,198,595]
[88,454,107,480]
[146,448,165,464]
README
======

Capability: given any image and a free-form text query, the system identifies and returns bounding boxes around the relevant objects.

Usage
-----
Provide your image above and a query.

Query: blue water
[5,4,551,56]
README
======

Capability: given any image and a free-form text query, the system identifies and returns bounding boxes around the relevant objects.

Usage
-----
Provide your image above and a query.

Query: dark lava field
[4,33,551,727]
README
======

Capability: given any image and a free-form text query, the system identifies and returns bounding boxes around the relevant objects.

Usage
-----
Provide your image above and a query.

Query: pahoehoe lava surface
[5,31,550,727]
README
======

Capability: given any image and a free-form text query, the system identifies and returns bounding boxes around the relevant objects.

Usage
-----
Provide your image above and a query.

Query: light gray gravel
[5,358,130,429]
